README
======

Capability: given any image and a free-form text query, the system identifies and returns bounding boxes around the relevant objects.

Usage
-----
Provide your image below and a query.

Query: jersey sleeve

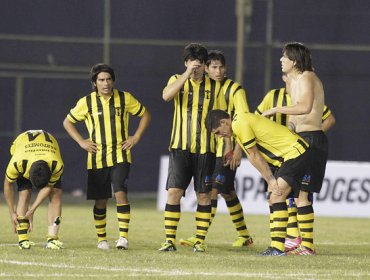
[233,88,249,113]
[5,160,22,182]
[125,92,146,117]
[322,104,332,121]
[49,163,64,186]
[67,97,89,123]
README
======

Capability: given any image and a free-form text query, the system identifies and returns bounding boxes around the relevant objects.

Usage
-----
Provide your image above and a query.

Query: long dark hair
[283,42,313,72]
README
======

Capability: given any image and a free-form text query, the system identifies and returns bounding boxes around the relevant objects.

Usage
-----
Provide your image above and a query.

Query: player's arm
[4,178,19,232]
[263,76,314,117]
[163,61,199,101]
[122,109,152,150]
[63,117,98,153]
[322,112,336,132]
[229,142,242,171]
[245,145,282,196]
[25,186,53,222]
[222,136,234,166]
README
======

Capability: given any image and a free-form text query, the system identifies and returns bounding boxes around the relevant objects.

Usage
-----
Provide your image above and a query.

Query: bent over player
[4,130,64,250]
[207,110,309,256]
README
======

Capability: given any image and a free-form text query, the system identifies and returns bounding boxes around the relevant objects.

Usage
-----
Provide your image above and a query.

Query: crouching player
[3,130,64,250]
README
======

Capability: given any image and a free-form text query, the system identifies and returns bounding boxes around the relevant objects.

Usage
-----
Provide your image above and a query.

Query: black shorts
[275,151,309,198]
[212,157,236,194]
[298,131,328,193]
[16,176,62,191]
[87,162,130,200]
[166,149,215,193]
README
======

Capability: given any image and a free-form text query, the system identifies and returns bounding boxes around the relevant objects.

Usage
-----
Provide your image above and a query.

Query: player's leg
[180,157,221,247]
[112,162,130,250]
[192,152,214,252]
[293,190,315,254]
[159,187,183,251]
[284,198,301,251]
[45,184,64,249]
[263,177,291,256]
[87,167,111,249]
[16,188,32,249]
[159,150,189,251]
[222,191,253,248]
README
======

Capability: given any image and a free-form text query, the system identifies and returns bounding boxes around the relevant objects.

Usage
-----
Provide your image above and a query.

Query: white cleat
[97,240,110,250]
[116,237,128,250]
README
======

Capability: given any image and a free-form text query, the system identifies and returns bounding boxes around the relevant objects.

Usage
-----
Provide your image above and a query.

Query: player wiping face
[185,59,205,81]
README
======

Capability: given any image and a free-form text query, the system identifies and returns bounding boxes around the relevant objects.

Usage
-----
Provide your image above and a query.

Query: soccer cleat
[19,240,31,250]
[260,246,273,256]
[287,245,316,256]
[116,237,128,250]
[262,247,286,256]
[179,235,197,247]
[193,242,206,253]
[97,240,110,250]
[45,239,64,250]
[158,240,176,251]
[284,236,302,252]
[232,236,254,248]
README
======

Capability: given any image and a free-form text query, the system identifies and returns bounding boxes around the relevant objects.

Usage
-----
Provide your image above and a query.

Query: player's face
[206,60,226,81]
[280,52,295,74]
[212,119,232,138]
[95,72,114,96]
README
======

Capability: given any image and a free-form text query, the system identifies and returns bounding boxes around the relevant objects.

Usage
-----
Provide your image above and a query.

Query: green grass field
[1,194,369,279]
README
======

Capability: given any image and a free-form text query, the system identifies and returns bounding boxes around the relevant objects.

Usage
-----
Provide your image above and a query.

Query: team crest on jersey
[115,107,122,116]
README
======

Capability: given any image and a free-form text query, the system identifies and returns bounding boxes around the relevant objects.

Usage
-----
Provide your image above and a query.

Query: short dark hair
[205,109,230,132]
[283,42,313,72]
[29,160,51,190]
[206,50,226,66]
[183,43,208,63]
[90,63,116,91]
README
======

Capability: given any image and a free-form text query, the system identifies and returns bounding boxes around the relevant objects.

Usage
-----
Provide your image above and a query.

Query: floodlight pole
[235,0,253,85]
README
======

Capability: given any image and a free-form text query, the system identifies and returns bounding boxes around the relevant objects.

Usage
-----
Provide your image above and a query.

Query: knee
[167,188,183,204]
[220,192,236,201]
[196,192,210,205]
[95,199,108,209]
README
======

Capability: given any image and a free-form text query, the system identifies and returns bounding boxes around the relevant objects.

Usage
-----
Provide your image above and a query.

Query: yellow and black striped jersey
[5,130,64,185]
[221,77,249,117]
[67,89,146,169]
[216,77,250,157]
[166,74,226,154]
[232,112,308,167]
[255,87,332,126]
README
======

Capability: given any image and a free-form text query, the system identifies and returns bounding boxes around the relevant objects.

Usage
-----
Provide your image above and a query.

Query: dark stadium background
[0,0,369,193]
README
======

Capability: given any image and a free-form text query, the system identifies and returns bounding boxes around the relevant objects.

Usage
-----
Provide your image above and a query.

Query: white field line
[1,260,370,278]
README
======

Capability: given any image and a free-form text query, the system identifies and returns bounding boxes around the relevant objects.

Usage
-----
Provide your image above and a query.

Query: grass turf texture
[0,194,369,279]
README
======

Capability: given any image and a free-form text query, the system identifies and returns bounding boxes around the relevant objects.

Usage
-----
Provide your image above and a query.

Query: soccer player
[256,74,335,252]
[158,43,226,253]
[263,42,328,255]
[180,50,253,248]
[206,109,309,256]
[4,130,64,250]
[63,63,151,250]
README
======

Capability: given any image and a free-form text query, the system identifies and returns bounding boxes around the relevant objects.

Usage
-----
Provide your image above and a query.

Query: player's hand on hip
[80,139,98,154]
[121,136,138,150]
